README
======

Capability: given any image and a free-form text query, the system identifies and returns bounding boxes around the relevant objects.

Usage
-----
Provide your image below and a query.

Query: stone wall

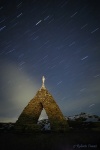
[15,88,69,132]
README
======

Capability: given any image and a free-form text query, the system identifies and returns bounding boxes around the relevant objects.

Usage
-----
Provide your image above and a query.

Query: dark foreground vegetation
[0,130,100,150]
[0,121,100,150]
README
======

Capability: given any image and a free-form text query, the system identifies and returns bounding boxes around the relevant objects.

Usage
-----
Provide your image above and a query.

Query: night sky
[0,0,100,122]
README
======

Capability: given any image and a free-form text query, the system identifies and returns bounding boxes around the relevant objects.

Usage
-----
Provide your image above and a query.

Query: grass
[0,121,100,149]
[0,130,100,150]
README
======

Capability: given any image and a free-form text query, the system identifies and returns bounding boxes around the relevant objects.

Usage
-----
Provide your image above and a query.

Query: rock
[15,79,69,132]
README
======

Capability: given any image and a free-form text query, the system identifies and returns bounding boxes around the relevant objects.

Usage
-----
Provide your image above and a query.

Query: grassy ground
[0,130,100,150]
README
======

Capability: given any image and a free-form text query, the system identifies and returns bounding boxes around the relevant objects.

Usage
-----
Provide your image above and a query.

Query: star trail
[0,0,100,122]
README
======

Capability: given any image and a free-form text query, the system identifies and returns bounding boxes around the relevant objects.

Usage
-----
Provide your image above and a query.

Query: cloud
[0,59,39,122]
[38,108,48,120]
